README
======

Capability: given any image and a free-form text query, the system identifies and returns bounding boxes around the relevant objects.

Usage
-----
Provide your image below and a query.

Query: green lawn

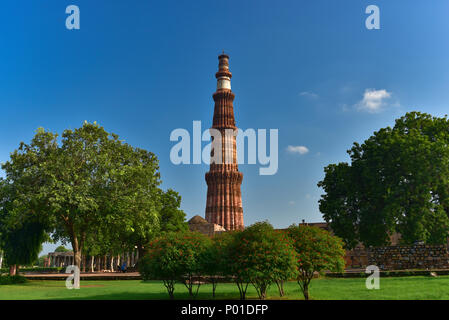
[1,276,449,300]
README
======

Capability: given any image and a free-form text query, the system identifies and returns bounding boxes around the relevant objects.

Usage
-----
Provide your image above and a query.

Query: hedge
[0,267,63,274]
[0,275,28,285]
[326,269,449,278]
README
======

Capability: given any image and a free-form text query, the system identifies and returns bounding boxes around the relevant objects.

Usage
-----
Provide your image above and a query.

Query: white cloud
[356,88,392,113]
[287,145,309,155]
[299,91,319,99]
[288,201,296,205]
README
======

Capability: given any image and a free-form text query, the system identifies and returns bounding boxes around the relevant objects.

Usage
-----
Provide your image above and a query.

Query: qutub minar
[205,53,244,231]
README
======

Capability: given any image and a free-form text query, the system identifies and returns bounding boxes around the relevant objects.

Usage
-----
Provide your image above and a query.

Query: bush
[199,231,234,297]
[139,231,211,299]
[287,224,346,300]
[227,222,298,299]
[0,267,63,274]
[0,275,27,285]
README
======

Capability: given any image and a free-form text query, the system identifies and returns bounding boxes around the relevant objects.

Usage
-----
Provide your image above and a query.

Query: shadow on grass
[61,292,296,300]
[60,282,294,300]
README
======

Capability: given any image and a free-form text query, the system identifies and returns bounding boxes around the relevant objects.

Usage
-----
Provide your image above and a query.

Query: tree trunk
[110,256,115,272]
[90,256,94,273]
[137,245,146,262]
[299,273,312,300]
[236,281,248,300]
[73,250,81,270]
[70,228,82,270]
[81,255,86,273]
[163,280,175,299]
[275,280,285,297]
[0,251,3,269]
[9,264,17,276]
[103,255,107,271]
[95,256,101,272]
[212,280,217,298]
[303,285,309,300]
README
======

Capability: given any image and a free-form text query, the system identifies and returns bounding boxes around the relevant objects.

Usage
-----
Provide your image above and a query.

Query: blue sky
[1,0,448,254]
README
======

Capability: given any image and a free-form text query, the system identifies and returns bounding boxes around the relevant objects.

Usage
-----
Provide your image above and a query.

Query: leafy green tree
[2,122,161,269]
[54,246,70,253]
[0,180,48,275]
[36,255,48,267]
[287,225,345,300]
[159,189,188,234]
[139,231,210,299]
[1,222,47,275]
[199,231,234,298]
[228,222,298,300]
[319,112,449,247]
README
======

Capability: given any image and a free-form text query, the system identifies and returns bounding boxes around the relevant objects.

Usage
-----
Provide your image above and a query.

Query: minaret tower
[205,53,244,231]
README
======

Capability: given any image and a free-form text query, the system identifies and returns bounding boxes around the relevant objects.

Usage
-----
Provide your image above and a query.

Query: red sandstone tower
[205,53,244,231]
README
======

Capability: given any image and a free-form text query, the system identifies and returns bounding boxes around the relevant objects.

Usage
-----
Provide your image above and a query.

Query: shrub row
[0,275,27,285]
[327,269,449,278]
[139,222,345,300]
[0,267,63,274]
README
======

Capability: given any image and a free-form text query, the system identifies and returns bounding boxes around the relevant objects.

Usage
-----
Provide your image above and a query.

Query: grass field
[1,276,449,300]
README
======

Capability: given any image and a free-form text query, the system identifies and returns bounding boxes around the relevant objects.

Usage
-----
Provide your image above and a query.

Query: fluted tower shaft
[205,54,244,231]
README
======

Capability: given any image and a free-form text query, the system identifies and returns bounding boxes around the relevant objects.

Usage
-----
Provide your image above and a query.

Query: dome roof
[188,215,208,225]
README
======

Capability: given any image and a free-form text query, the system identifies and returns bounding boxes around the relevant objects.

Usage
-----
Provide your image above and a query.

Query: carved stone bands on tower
[205,54,244,231]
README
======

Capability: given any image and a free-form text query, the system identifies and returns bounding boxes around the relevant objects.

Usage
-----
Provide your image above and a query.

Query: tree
[54,246,70,253]
[199,231,234,298]
[287,224,345,300]
[139,231,210,299]
[36,255,48,267]
[2,122,161,269]
[319,112,449,247]
[158,189,188,234]
[0,180,48,275]
[228,222,298,299]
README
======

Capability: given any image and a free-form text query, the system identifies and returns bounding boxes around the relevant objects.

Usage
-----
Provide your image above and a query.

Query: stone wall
[345,246,368,268]
[367,245,449,270]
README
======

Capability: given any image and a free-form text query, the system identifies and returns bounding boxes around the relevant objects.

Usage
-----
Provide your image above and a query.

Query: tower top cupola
[216,53,232,91]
